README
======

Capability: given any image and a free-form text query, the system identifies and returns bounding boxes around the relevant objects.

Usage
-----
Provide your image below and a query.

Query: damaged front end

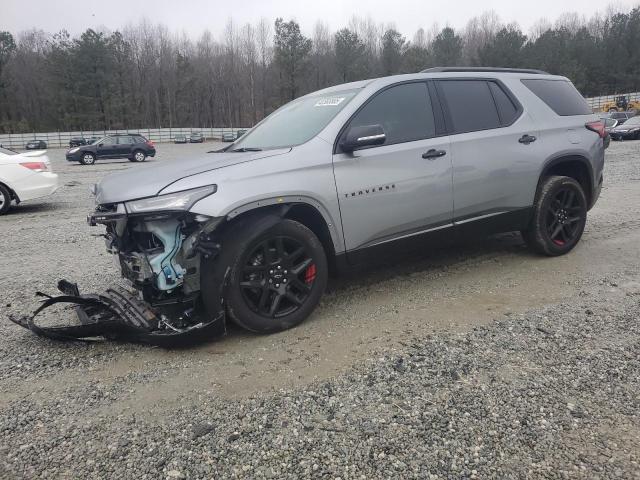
[10,185,227,346]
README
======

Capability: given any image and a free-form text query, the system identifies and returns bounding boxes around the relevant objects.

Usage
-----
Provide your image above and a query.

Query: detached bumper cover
[9,280,225,347]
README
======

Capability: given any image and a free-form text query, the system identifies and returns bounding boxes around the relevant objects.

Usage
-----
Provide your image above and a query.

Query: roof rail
[421,67,550,75]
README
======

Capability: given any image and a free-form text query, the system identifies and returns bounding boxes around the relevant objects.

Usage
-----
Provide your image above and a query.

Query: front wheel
[522,176,587,256]
[202,218,328,333]
[80,152,96,165]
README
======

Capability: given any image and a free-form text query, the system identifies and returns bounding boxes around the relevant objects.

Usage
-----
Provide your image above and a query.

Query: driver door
[332,81,453,254]
[96,137,117,158]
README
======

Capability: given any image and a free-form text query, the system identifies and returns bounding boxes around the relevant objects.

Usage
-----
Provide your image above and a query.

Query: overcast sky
[2,0,638,38]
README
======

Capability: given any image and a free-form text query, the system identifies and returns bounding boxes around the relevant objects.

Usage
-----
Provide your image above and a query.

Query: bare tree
[529,18,552,42]
[3,6,640,134]
[241,23,258,124]
[462,11,502,65]
[256,17,272,118]
[555,12,587,33]
[311,20,333,89]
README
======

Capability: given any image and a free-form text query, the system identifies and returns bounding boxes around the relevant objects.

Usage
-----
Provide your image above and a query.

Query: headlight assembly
[125,185,217,214]
[69,147,80,153]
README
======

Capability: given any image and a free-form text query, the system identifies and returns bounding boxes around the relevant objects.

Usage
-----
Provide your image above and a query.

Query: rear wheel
[130,150,146,162]
[80,152,96,165]
[522,176,587,256]
[0,184,11,215]
[202,217,328,333]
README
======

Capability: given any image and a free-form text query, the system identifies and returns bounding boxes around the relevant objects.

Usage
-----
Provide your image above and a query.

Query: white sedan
[0,146,59,215]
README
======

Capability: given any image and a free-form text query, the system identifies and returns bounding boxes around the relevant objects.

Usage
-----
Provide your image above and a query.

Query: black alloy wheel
[201,217,328,334]
[545,187,584,247]
[522,175,587,256]
[239,236,317,318]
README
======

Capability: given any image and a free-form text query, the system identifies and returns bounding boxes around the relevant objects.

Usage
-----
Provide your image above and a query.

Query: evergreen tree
[381,29,405,75]
[432,27,462,66]
[334,28,365,82]
[274,18,312,101]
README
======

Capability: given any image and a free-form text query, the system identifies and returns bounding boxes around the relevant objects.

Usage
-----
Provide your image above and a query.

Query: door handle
[422,149,447,159]
[519,134,537,145]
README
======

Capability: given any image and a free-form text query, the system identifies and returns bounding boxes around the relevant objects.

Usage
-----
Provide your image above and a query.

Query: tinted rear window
[489,82,519,125]
[439,80,501,133]
[522,79,591,116]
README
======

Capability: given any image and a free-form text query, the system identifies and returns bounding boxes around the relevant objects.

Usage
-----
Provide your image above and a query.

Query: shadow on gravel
[68,159,156,166]
[2,202,60,216]
[327,231,531,292]
[6,230,534,349]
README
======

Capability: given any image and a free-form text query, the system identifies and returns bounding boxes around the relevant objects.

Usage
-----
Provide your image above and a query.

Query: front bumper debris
[9,280,225,347]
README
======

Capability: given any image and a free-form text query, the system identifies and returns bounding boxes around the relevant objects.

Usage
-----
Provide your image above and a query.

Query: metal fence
[0,127,249,150]
[3,90,640,149]
[586,92,640,112]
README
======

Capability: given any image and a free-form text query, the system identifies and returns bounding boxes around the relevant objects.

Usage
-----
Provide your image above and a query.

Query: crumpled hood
[95,148,290,204]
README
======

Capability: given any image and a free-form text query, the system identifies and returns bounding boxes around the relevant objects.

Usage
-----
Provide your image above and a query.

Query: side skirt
[336,207,533,271]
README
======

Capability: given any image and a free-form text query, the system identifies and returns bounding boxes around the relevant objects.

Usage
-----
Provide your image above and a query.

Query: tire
[521,176,588,256]
[0,183,12,215]
[131,150,146,162]
[80,152,96,165]
[201,217,328,333]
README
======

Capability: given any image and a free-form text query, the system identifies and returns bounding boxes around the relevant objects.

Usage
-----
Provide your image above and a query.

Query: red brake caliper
[304,264,317,284]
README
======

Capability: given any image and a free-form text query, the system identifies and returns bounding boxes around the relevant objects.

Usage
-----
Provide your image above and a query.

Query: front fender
[221,196,342,254]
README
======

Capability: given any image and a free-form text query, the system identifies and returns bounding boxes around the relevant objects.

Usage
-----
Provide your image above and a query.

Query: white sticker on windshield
[314,97,345,107]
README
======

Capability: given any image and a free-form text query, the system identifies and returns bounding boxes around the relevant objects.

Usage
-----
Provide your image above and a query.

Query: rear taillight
[585,120,607,139]
[146,140,155,147]
[20,162,49,172]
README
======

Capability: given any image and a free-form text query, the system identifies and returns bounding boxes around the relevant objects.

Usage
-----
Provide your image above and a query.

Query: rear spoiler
[19,150,48,158]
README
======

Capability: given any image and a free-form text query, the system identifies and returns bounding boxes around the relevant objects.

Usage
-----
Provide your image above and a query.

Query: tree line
[0,6,639,134]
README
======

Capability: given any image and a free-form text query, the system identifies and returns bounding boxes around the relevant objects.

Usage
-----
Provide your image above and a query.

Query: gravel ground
[1,141,640,478]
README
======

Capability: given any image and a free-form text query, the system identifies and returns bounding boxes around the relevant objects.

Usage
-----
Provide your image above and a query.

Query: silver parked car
[88,67,605,337]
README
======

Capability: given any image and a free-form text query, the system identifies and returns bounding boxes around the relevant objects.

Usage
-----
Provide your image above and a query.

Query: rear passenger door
[333,81,453,253]
[116,135,134,156]
[436,79,541,222]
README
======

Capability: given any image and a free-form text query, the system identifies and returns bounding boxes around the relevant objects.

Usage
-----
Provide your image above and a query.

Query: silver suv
[90,67,606,335]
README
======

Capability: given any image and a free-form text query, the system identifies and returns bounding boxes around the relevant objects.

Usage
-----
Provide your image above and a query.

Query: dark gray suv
[66,134,156,165]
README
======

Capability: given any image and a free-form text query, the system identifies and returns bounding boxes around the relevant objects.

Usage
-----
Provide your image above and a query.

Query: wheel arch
[539,154,594,208]
[0,179,19,202]
[220,199,340,270]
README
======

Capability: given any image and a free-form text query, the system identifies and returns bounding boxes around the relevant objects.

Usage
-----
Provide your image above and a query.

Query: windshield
[623,116,640,126]
[232,88,360,150]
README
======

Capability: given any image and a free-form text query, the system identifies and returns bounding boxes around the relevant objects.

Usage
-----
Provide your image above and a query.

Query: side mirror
[340,124,386,153]
[97,143,103,147]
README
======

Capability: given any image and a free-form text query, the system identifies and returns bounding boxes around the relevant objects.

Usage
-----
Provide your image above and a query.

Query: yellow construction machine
[601,95,640,112]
